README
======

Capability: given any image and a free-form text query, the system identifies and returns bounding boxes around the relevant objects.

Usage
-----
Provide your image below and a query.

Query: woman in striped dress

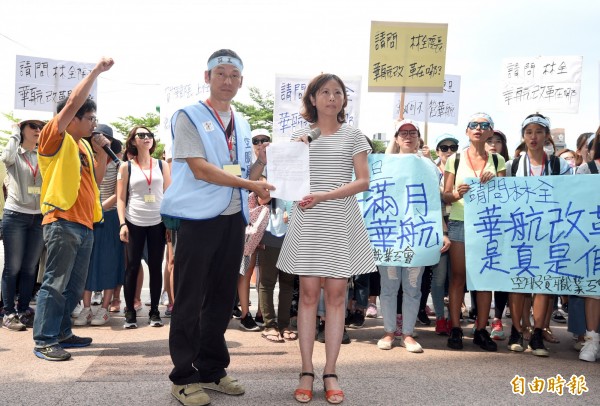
[277,73,376,404]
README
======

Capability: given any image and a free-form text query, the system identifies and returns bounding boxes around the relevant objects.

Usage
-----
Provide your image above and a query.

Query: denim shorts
[447,220,464,243]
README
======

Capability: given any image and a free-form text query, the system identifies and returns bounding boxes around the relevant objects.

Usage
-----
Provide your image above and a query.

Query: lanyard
[204,99,234,153]
[134,157,153,193]
[22,154,39,180]
[525,153,547,176]
[466,150,488,178]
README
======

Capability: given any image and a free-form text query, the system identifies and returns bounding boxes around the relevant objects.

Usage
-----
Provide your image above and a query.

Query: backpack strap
[588,160,598,174]
[492,153,498,173]
[126,160,132,205]
[158,159,163,173]
[511,155,521,177]
[549,155,560,175]
[453,153,460,185]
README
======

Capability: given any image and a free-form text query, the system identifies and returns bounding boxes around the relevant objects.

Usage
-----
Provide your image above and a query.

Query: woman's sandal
[323,374,344,405]
[282,330,298,341]
[543,327,560,343]
[523,326,533,341]
[261,329,284,343]
[294,372,314,403]
[109,299,121,313]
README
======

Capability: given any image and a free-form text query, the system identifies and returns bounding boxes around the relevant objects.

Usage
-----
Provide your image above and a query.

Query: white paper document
[266,142,310,201]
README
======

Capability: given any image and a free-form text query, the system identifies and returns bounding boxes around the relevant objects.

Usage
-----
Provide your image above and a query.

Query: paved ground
[1,290,598,406]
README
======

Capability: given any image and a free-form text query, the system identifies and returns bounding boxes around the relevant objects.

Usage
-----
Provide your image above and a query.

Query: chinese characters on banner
[273,75,361,141]
[368,21,448,92]
[160,79,210,134]
[392,74,461,124]
[15,55,96,113]
[358,154,443,267]
[499,56,582,113]
[464,175,600,295]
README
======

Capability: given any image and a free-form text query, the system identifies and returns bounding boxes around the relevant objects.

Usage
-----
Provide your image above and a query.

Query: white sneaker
[71,302,83,318]
[91,291,103,306]
[579,331,599,362]
[160,291,170,306]
[73,307,92,326]
[91,308,109,326]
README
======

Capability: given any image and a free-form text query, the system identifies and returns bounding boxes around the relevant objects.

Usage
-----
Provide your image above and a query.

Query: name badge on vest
[28,186,41,195]
[144,194,156,203]
[223,164,242,177]
[202,121,215,132]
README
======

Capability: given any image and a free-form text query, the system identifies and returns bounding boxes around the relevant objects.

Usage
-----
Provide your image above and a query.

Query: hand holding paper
[266,142,310,201]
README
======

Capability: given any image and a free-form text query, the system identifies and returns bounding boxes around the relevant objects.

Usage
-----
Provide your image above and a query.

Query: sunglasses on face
[438,144,458,152]
[252,138,269,145]
[27,123,43,130]
[136,132,154,139]
[467,121,492,130]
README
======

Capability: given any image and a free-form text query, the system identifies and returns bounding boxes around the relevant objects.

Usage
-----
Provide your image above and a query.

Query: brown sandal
[523,326,533,341]
[542,327,560,343]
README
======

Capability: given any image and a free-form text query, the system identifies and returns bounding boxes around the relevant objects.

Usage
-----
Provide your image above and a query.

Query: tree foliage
[110,112,164,159]
[0,111,21,148]
[371,140,387,153]
[231,87,274,132]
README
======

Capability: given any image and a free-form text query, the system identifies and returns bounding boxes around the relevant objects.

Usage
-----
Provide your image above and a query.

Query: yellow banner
[368,21,448,92]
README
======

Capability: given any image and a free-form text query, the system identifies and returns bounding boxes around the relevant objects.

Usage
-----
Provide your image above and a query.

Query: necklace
[466,149,488,178]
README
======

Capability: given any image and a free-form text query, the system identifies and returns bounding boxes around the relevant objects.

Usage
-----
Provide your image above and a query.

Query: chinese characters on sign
[15,55,96,113]
[273,75,361,141]
[160,79,210,133]
[464,175,600,295]
[358,154,443,267]
[393,74,461,124]
[368,21,448,92]
[498,56,582,113]
[511,374,588,396]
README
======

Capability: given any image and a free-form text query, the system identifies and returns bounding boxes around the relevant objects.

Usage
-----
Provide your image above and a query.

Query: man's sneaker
[171,383,210,406]
[160,291,170,306]
[3,313,26,331]
[508,326,524,352]
[473,328,498,351]
[490,318,505,341]
[417,309,431,326]
[435,317,449,335]
[91,308,109,326]
[447,327,464,350]
[124,310,138,329]
[59,335,92,348]
[148,309,164,327]
[344,308,353,326]
[316,319,326,343]
[34,344,71,361]
[349,309,365,329]
[231,306,242,319]
[239,312,260,331]
[18,308,35,328]
[254,314,264,326]
[73,307,92,326]
[394,314,403,337]
[528,328,549,357]
[91,291,103,305]
[551,309,567,324]
[342,327,351,344]
[71,301,83,318]
[365,303,378,318]
[579,331,600,362]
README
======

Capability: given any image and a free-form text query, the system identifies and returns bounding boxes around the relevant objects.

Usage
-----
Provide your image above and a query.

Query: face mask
[543,145,554,158]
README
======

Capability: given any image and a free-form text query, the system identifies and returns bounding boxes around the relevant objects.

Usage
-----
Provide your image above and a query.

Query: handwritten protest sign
[160,79,210,137]
[393,74,460,124]
[273,75,361,141]
[464,175,600,295]
[358,154,443,267]
[499,56,582,113]
[14,55,96,113]
[368,21,448,92]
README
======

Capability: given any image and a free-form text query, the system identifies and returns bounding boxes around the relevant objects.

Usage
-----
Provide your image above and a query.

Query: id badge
[144,194,156,203]
[223,164,242,177]
[28,186,41,195]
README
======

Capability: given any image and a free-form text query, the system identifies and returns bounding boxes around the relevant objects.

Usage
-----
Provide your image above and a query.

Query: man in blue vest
[162,49,273,406]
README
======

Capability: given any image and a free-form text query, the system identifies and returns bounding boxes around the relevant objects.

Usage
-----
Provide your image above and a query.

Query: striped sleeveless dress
[277,124,377,278]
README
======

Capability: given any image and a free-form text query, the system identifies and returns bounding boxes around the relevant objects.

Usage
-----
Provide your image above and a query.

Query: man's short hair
[56,97,97,119]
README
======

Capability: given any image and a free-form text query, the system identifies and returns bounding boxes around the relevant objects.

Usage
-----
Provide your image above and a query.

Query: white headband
[468,112,494,129]
[522,115,550,130]
[207,56,243,72]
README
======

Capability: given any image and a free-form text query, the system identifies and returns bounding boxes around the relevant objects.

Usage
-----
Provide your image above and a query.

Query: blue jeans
[1,210,44,314]
[33,220,93,347]
[348,274,370,309]
[430,251,449,318]
[379,265,424,335]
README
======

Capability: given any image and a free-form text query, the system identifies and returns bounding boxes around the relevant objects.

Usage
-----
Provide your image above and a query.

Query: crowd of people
[0,51,599,406]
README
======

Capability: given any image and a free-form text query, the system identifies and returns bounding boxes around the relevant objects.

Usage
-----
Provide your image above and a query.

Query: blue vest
[160,102,252,222]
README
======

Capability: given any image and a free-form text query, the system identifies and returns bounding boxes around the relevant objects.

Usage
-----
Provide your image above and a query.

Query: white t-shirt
[125,158,164,227]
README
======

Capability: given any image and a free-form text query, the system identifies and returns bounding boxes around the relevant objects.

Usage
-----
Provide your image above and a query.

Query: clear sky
[1,0,599,151]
